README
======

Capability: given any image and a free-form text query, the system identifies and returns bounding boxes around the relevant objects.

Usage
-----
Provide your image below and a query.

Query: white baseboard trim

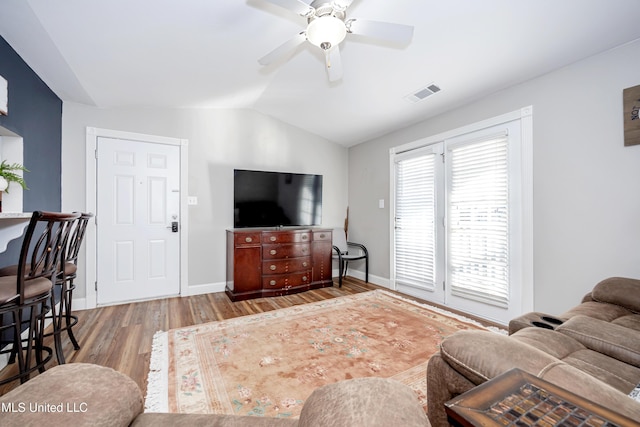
[182,281,226,297]
[331,268,391,289]
[73,297,87,311]
[76,283,227,308]
[75,273,389,309]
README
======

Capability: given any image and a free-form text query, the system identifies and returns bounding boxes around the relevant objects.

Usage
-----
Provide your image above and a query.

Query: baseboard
[73,297,87,311]
[76,283,227,307]
[76,275,387,308]
[332,268,391,289]
[181,281,226,297]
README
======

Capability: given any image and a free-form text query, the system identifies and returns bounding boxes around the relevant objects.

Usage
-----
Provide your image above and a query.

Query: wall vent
[405,83,441,103]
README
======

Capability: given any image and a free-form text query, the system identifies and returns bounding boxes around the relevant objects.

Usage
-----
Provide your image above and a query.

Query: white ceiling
[1,0,640,146]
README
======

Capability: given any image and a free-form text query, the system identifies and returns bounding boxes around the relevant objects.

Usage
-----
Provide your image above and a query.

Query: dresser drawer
[234,232,261,246]
[262,271,311,289]
[263,243,310,259]
[262,257,311,274]
[313,230,332,241]
[262,231,311,244]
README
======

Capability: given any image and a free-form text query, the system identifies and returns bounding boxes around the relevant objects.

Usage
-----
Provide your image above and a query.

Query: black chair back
[17,211,80,304]
[65,212,93,269]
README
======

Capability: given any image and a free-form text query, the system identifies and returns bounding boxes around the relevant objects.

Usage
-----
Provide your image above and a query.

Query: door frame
[84,127,189,308]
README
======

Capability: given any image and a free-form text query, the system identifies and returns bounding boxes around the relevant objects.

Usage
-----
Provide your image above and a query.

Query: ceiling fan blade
[258,32,307,66]
[346,19,414,44]
[332,0,355,10]
[261,0,314,16]
[325,48,343,82]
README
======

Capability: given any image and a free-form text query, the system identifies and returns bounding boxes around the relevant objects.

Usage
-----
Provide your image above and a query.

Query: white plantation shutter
[394,151,437,290]
[447,133,510,308]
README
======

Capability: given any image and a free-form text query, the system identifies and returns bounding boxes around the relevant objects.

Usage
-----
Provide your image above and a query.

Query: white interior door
[96,136,181,305]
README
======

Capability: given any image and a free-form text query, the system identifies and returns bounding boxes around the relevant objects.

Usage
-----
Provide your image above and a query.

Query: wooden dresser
[226,228,333,301]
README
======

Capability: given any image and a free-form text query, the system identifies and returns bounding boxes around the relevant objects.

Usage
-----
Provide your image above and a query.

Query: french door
[393,144,445,304]
[392,119,527,324]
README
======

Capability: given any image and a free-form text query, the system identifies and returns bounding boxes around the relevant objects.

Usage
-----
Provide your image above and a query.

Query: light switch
[378,199,385,209]
[188,196,198,205]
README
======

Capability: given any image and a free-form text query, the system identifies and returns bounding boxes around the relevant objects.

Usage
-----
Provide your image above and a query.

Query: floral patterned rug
[145,289,490,418]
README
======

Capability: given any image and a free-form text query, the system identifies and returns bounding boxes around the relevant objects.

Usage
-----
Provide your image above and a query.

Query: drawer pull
[302,235,308,240]
[245,237,252,243]
[269,280,277,286]
[319,233,325,239]
[303,261,308,267]
[270,265,277,271]
[270,236,277,242]
[302,276,308,282]
[270,249,277,255]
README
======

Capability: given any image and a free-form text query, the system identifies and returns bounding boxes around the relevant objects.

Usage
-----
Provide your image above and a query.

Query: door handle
[166,221,179,232]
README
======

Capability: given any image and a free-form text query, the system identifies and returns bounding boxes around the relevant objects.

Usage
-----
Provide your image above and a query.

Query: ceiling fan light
[306,16,347,50]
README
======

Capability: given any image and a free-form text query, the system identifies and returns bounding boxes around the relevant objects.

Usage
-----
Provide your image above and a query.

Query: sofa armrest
[0,363,143,427]
[438,330,561,384]
[556,315,640,367]
[592,277,640,313]
[426,353,476,427]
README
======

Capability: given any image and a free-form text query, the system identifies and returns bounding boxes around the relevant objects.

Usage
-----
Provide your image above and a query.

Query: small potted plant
[0,160,28,193]
[0,160,28,212]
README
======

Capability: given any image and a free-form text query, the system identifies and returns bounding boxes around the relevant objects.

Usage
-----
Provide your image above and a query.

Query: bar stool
[46,212,93,363]
[0,211,79,384]
[0,212,91,365]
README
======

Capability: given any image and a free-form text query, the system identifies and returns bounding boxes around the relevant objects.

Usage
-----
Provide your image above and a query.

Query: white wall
[62,105,348,301]
[348,39,640,315]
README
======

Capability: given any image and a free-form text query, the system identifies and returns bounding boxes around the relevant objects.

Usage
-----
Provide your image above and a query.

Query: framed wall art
[623,84,640,147]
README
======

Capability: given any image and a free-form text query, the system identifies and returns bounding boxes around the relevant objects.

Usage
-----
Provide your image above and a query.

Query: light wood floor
[0,277,499,397]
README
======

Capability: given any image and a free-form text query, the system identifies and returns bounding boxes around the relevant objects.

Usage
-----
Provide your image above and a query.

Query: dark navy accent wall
[0,35,62,265]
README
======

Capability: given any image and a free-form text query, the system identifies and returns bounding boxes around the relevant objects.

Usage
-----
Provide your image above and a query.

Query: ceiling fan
[258,0,414,82]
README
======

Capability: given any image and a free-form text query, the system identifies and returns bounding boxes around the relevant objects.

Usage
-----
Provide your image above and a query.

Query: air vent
[405,83,441,103]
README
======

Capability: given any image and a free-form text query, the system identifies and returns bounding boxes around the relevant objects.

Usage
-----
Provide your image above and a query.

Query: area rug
[145,289,495,418]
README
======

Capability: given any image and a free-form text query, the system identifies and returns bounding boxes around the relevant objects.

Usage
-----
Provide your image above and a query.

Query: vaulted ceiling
[1,0,640,146]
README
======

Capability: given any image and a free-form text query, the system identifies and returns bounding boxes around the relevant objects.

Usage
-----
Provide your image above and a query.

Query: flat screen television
[234,169,323,228]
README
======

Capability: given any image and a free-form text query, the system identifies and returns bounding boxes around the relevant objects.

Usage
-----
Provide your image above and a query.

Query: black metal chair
[0,211,79,384]
[332,227,368,288]
[46,212,93,362]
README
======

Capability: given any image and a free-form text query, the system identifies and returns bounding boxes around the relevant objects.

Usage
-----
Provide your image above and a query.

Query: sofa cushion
[561,349,640,393]
[510,327,586,359]
[537,363,640,422]
[560,300,634,322]
[613,314,640,331]
[591,277,640,313]
[0,363,143,427]
[556,315,640,368]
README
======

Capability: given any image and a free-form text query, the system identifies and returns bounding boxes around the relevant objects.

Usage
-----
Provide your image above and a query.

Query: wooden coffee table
[445,368,637,426]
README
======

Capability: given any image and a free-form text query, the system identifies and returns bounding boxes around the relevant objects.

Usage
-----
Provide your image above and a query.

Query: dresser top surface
[228,227,330,232]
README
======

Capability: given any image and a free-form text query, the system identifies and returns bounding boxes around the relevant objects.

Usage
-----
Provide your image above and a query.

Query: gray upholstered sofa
[426,277,640,426]
[0,363,430,426]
